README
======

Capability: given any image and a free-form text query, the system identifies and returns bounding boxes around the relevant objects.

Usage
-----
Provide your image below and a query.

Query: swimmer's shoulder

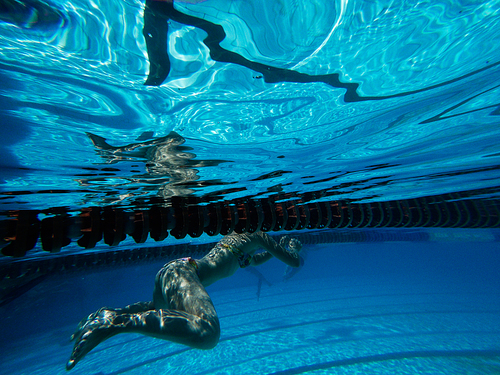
[221,231,267,252]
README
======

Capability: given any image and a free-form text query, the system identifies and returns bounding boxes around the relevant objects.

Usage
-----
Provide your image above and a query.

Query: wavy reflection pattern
[0,0,499,210]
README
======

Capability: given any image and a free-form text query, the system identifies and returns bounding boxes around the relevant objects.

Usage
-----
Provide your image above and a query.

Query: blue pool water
[2,236,500,374]
[1,0,500,373]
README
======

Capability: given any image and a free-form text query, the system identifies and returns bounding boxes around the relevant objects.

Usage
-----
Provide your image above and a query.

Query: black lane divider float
[1,189,500,259]
[1,229,435,282]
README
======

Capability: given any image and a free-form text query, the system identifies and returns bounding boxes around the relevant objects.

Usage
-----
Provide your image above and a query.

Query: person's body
[66,231,302,370]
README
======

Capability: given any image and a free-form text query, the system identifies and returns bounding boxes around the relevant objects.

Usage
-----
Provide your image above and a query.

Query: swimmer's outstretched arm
[252,251,273,266]
[251,233,302,267]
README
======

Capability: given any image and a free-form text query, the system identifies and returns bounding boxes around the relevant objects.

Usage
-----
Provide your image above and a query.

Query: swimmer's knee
[195,320,220,350]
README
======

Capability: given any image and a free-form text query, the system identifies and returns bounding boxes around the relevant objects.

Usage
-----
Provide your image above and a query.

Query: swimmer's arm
[252,251,273,266]
[256,233,301,268]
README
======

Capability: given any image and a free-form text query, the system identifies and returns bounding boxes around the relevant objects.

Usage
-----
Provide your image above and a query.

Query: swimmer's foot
[66,308,118,370]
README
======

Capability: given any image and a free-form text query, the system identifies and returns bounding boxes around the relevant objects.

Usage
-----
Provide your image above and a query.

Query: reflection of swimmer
[0,0,66,30]
[84,131,227,199]
[66,231,303,370]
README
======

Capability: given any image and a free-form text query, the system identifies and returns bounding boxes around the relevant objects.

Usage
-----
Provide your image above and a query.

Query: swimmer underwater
[66,231,303,370]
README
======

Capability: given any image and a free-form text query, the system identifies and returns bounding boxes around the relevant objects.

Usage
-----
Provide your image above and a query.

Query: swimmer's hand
[66,308,118,370]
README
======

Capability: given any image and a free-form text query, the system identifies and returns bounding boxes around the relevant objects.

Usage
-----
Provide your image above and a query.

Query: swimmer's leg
[69,301,155,342]
[114,301,155,314]
[147,259,221,348]
[67,261,219,370]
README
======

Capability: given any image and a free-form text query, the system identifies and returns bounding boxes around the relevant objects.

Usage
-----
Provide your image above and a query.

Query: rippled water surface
[1,0,500,211]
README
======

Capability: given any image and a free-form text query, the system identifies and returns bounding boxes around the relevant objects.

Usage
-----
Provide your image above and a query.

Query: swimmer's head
[288,238,302,253]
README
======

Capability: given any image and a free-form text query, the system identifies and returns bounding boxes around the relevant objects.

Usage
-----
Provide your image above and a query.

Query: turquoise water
[1,0,500,373]
[0,0,499,210]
